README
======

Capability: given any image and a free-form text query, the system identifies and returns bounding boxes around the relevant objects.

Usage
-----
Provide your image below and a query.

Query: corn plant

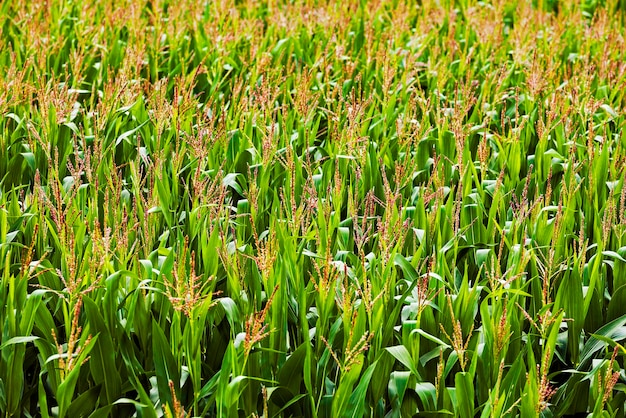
[1,0,626,416]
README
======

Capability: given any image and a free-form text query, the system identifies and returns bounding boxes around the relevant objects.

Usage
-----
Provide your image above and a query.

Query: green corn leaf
[343,360,378,418]
[151,318,180,411]
[386,346,421,379]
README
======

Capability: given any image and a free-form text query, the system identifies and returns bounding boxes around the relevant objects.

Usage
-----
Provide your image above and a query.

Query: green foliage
[1,0,626,416]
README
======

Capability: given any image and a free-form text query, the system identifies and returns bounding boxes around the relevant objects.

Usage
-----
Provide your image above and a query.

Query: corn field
[1,0,626,416]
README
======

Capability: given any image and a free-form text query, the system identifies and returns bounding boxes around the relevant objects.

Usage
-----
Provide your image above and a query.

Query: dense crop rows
[1,0,626,416]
